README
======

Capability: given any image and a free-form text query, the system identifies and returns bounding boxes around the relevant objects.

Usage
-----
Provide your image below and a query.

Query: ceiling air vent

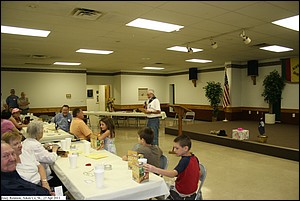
[71,8,102,20]
[251,43,271,48]
[25,62,51,65]
[30,54,48,59]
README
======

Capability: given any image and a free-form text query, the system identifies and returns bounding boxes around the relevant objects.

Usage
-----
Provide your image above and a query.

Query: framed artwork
[138,88,148,101]
[66,94,71,99]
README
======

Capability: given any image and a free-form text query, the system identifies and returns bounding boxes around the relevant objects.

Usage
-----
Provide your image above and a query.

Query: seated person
[1,140,52,196]
[144,134,201,200]
[70,108,92,141]
[98,117,117,154]
[53,105,72,132]
[1,132,52,193]
[9,108,27,131]
[122,127,162,168]
[22,121,62,188]
[1,110,21,135]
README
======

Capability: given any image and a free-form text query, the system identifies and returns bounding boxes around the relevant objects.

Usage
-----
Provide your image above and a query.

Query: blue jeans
[147,117,160,146]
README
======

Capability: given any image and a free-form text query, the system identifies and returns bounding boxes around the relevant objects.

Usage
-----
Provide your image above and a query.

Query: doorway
[86,85,111,111]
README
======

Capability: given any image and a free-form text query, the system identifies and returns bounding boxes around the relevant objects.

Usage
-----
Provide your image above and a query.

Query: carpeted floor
[167,120,299,149]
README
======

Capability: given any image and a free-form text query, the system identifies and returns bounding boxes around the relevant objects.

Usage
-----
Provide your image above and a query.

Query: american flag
[222,68,231,108]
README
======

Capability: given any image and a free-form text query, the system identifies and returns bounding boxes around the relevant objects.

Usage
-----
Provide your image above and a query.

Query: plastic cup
[69,154,77,169]
[84,142,91,154]
[60,140,67,151]
[95,164,104,171]
[94,169,104,188]
[65,138,72,150]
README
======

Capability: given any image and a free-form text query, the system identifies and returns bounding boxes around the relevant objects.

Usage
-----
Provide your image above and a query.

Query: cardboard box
[128,150,138,170]
[232,129,249,140]
[90,134,103,150]
[132,158,149,183]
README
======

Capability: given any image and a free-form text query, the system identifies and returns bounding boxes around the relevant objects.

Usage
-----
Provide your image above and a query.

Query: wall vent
[71,8,102,20]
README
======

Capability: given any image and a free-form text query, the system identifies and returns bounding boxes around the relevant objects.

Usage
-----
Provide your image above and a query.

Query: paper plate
[85,153,107,159]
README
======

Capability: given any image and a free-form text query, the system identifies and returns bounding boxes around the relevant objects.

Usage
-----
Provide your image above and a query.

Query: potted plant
[203,81,223,121]
[261,70,285,124]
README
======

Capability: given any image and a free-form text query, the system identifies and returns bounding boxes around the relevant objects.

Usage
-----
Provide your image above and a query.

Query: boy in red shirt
[144,134,201,200]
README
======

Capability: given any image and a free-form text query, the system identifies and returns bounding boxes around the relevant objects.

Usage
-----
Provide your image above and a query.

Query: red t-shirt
[174,154,200,195]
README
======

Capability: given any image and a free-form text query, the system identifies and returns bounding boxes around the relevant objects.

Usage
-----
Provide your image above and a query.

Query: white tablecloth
[83,111,167,120]
[51,141,170,200]
[21,122,74,143]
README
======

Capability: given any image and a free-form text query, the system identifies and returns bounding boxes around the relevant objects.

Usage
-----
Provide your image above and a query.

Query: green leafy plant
[261,70,285,114]
[203,81,223,119]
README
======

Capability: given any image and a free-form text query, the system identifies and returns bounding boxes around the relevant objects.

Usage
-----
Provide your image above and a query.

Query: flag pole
[222,65,230,122]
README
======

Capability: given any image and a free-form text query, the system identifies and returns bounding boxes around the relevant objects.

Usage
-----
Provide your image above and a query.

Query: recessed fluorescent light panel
[143,67,165,70]
[1,25,50,37]
[126,18,184,32]
[272,15,299,31]
[76,49,113,55]
[53,62,81,66]
[167,46,203,53]
[185,59,212,63]
[259,45,293,53]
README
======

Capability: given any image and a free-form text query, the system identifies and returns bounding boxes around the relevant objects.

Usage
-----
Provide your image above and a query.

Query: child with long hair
[98,117,116,154]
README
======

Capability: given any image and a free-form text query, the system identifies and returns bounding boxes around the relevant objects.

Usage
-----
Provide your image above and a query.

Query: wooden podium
[168,104,192,154]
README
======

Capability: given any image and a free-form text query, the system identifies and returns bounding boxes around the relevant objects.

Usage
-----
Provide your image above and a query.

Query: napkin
[85,153,107,159]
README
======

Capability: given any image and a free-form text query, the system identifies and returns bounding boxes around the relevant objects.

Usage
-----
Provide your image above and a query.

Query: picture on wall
[87,89,93,98]
[138,88,148,101]
[66,94,71,99]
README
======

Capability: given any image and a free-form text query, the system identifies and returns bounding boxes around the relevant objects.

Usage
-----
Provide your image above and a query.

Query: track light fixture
[186,44,193,54]
[210,38,218,49]
[240,30,251,44]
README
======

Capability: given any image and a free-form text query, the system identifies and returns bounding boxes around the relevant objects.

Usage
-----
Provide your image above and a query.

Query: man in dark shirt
[1,140,51,196]
[6,89,19,110]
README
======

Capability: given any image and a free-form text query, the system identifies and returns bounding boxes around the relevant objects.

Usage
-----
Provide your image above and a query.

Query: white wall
[166,71,224,105]
[120,75,168,105]
[1,71,86,108]
[2,57,298,110]
[86,75,114,85]
[113,75,121,105]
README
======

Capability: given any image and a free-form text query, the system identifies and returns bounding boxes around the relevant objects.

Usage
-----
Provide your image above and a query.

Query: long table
[83,111,167,119]
[83,111,167,127]
[51,140,170,200]
[21,122,74,143]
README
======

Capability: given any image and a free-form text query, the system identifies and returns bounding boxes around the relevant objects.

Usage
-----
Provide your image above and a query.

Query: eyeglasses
[1,152,16,160]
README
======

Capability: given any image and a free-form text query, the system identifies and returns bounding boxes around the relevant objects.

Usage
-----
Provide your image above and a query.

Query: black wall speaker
[189,67,198,80]
[247,60,258,76]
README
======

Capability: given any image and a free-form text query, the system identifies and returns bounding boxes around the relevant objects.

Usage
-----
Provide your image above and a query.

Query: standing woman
[18,92,30,115]
[144,89,161,146]
[98,117,117,154]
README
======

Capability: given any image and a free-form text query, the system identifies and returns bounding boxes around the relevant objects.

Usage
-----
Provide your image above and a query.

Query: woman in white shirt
[1,131,51,193]
[21,121,59,181]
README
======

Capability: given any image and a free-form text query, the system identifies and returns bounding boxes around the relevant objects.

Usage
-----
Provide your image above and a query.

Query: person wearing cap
[6,89,19,110]
[143,89,161,146]
[9,108,26,131]
[17,92,30,115]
